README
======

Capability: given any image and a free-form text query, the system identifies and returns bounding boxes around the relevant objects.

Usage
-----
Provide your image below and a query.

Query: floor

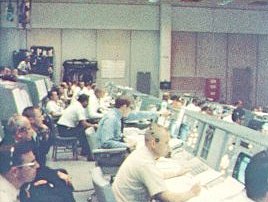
[46,149,98,202]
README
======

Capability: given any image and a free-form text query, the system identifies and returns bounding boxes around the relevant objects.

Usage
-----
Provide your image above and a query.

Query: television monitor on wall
[160,81,171,90]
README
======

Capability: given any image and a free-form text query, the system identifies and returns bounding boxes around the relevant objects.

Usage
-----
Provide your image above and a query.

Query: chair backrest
[43,113,60,139]
[87,132,100,151]
[91,167,116,202]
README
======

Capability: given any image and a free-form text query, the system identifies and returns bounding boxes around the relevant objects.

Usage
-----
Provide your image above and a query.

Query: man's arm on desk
[155,183,201,202]
[161,167,190,179]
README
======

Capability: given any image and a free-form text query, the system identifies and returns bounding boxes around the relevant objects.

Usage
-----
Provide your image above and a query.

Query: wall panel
[0,29,26,66]
[130,30,159,96]
[171,32,196,77]
[96,30,130,87]
[61,29,97,61]
[257,35,268,107]
[228,34,257,69]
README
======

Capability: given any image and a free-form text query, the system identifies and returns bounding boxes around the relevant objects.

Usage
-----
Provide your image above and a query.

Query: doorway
[232,68,252,109]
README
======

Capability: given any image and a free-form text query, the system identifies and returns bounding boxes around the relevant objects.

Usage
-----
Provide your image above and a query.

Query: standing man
[112,123,200,202]
[0,141,40,202]
[57,94,96,159]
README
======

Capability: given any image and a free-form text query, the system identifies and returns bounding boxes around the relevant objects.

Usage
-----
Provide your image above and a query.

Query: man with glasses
[0,141,39,202]
[112,123,200,202]
[6,114,75,202]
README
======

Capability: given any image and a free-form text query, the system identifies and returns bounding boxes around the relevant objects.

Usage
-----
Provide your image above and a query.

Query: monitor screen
[232,152,251,184]
[200,125,215,160]
[12,88,32,114]
[35,79,48,100]
[169,120,181,138]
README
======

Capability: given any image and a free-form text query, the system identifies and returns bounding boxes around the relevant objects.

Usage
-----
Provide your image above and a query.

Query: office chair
[86,131,127,175]
[44,114,79,161]
[91,167,116,202]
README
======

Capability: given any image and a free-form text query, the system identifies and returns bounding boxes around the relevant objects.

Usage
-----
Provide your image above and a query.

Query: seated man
[57,94,97,159]
[231,107,245,125]
[22,106,52,166]
[87,87,106,119]
[96,96,136,149]
[245,150,268,202]
[112,123,200,202]
[6,114,75,202]
[0,141,40,202]
[45,89,65,120]
[17,57,31,75]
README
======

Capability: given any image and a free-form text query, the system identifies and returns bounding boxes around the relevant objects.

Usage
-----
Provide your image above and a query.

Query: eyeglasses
[9,146,37,169]
[14,161,36,168]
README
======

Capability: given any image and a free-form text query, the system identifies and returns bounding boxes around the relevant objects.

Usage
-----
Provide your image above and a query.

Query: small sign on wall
[101,60,125,78]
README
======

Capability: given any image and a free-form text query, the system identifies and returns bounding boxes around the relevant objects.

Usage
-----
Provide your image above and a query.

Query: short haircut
[0,141,33,174]
[145,123,168,143]
[245,150,268,201]
[47,89,58,99]
[114,96,131,109]
[77,94,89,103]
[231,107,245,122]
[7,114,29,137]
[22,106,39,119]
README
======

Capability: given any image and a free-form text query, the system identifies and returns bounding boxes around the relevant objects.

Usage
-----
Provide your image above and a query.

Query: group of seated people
[2,79,268,202]
[0,107,75,202]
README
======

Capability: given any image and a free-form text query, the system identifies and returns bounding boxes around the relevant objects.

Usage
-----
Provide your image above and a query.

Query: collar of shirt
[114,108,123,120]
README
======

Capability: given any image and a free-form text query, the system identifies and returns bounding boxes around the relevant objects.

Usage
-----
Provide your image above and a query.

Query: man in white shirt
[17,57,31,75]
[87,87,105,119]
[46,89,65,120]
[0,141,40,202]
[57,94,97,159]
[113,123,200,202]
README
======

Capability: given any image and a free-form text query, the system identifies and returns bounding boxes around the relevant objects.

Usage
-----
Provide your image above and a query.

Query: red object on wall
[205,78,220,101]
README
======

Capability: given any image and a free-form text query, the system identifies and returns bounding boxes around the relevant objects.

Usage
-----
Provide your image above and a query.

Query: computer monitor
[169,120,181,138]
[17,75,48,105]
[0,80,32,120]
[28,74,53,91]
[200,125,215,160]
[232,152,251,184]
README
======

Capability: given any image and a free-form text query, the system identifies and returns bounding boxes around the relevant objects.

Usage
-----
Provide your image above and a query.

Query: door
[232,68,252,109]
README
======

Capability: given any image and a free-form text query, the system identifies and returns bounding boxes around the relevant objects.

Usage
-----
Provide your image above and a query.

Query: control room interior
[1,0,268,201]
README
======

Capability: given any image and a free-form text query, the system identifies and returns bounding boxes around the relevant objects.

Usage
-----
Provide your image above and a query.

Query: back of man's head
[115,96,131,109]
[77,94,89,103]
[231,107,245,123]
[22,106,37,119]
[245,150,268,201]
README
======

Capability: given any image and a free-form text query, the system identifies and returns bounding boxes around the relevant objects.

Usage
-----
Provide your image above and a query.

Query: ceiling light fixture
[148,0,159,3]
[218,0,234,6]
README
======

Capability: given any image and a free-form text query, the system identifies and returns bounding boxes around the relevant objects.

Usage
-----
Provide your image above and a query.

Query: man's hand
[57,171,72,186]
[125,138,137,152]
[190,183,201,197]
